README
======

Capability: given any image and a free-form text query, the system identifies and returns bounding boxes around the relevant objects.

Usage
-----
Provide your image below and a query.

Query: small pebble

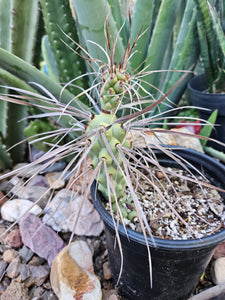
[211,257,225,284]
[103,261,112,280]
[6,256,21,278]
[3,249,18,263]
[6,229,23,248]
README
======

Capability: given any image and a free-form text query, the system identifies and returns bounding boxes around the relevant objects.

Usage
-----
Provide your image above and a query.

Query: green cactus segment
[40,0,87,97]
[0,0,12,51]
[0,137,12,169]
[11,0,39,63]
[6,102,27,164]
[100,68,128,111]
[87,112,131,201]
[72,0,126,69]
[130,0,154,71]
[0,0,12,138]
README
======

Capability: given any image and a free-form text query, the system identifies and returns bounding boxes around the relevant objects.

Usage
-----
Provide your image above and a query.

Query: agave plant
[194,0,225,92]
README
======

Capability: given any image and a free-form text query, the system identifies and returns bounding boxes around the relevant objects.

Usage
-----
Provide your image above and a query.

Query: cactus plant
[1,3,225,297]
[0,0,40,166]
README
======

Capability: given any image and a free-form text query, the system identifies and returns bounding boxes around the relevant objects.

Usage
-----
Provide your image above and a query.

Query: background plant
[194,0,225,92]
[0,0,201,169]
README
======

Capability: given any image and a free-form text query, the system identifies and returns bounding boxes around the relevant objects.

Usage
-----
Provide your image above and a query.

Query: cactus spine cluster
[87,66,131,202]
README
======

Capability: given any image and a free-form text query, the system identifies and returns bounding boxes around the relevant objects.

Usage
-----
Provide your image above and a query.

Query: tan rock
[170,127,204,152]
[3,249,18,263]
[45,172,65,189]
[1,281,29,300]
[211,257,225,284]
[50,240,102,300]
[102,261,112,280]
[127,128,204,153]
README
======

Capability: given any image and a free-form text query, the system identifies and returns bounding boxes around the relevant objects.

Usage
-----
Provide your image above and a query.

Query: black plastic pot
[91,148,225,300]
[188,74,225,151]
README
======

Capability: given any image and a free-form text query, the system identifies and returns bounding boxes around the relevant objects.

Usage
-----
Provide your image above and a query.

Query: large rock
[50,240,102,300]
[19,213,65,266]
[1,199,42,222]
[42,189,104,236]
[1,281,29,300]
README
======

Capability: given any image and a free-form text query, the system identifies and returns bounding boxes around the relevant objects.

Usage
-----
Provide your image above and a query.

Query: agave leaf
[142,0,182,94]
[71,0,126,68]
[200,109,218,147]
[129,0,154,71]
[152,0,199,117]
[41,35,59,82]
[0,48,89,113]
[194,0,219,91]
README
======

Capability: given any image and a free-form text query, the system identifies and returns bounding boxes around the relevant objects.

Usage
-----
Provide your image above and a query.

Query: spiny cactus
[86,64,131,201]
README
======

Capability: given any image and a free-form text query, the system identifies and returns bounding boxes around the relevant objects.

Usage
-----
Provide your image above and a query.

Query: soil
[106,166,225,240]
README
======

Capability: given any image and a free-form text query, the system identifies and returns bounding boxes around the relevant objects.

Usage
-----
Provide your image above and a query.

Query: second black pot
[188,73,225,151]
[91,148,225,300]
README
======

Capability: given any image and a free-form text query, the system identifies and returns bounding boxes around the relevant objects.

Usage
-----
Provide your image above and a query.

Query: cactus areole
[86,67,131,201]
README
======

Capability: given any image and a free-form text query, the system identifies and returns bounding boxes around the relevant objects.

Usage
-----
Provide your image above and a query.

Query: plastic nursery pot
[188,73,225,151]
[91,148,225,300]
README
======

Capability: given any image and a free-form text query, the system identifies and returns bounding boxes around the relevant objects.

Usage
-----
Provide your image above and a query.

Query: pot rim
[188,73,225,97]
[91,148,225,251]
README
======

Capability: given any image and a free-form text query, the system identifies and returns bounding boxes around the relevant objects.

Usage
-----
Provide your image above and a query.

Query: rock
[13,163,42,178]
[50,240,102,300]
[171,127,204,152]
[43,189,104,236]
[6,229,23,248]
[1,199,42,222]
[211,257,225,284]
[128,127,204,153]
[43,161,67,173]
[3,249,18,263]
[20,264,50,287]
[1,281,29,300]
[0,260,8,280]
[19,246,34,263]
[0,276,10,295]
[102,290,119,300]
[103,261,112,280]
[19,213,65,266]
[6,256,21,278]
[28,255,46,266]
[28,286,45,298]
[27,175,49,187]
[45,172,65,189]
[109,294,119,300]
[214,241,225,259]
[12,185,51,209]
